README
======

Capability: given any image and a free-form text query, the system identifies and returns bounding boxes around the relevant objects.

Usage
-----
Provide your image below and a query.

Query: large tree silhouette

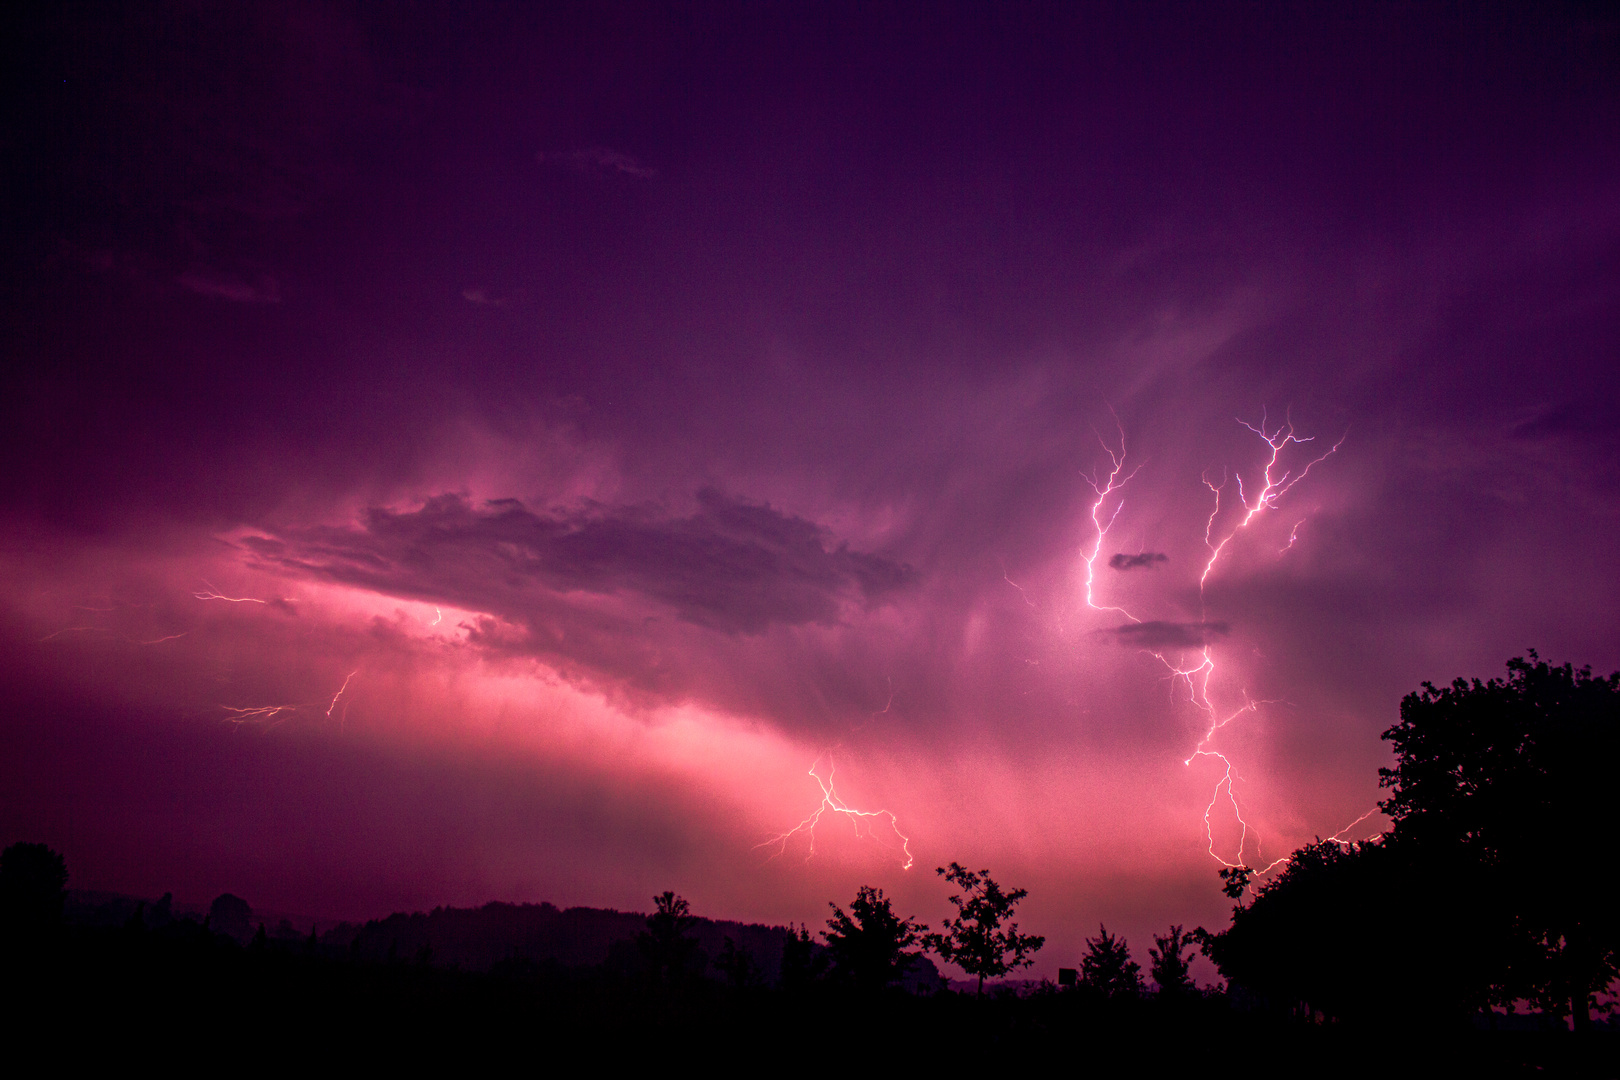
[824,886,926,992]
[1202,654,1618,1026]
[1380,653,1619,1027]
[1197,836,1501,1022]
[922,863,1044,996]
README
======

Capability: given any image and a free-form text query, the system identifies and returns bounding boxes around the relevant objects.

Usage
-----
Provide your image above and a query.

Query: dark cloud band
[242,489,913,636]
[1107,621,1231,650]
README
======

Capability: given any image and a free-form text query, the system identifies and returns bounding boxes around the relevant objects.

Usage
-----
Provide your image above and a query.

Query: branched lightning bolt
[759,753,913,870]
[1080,419,1144,622]
[1199,411,1345,595]
[1082,411,1350,876]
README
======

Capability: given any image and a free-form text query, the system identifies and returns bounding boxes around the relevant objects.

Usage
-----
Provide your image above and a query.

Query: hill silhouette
[65,889,943,988]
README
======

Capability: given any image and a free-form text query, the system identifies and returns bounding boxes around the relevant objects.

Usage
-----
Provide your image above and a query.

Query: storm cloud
[242,489,914,636]
[2,2,1617,974]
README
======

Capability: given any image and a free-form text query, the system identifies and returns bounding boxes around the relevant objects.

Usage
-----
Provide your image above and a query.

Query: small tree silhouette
[638,891,703,985]
[922,863,1045,996]
[1079,924,1143,998]
[824,885,926,992]
[1148,924,1196,996]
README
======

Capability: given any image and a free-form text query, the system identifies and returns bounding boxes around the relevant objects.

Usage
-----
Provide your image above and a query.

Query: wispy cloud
[538,146,657,178]
[177,270,282,303]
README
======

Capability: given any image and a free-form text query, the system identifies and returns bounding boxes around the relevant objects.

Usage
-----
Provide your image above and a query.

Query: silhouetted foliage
[824,886,926,991]
[1217,865,1252,900]
[780,923,826,991]
[921,863,1044,995]
[1199,655,1620,1027]
[209,893,253,941]
[1379,653,1620,1028]
[714,935,761,990]
[637,891,703,985]
[1149,925,1196,996]
[0,842,68,936]
[1079,924,1142,998]
[1198,837,1500,1022]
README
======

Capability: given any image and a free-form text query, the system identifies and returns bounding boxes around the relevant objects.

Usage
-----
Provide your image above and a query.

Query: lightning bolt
[759,753,914,870]
[1082,411,1352,877]
[1080,418,1145,622]
[1199,411,1345,596]
[193,582,296,605]
[193,582,268,604]
[220,672,359,730]
[326,670,358,719]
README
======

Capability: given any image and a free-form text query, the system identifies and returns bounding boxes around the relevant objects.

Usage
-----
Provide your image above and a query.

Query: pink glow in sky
[3,3,1619,977]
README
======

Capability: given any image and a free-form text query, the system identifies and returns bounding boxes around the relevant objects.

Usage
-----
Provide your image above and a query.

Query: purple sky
[3,3,1618,977]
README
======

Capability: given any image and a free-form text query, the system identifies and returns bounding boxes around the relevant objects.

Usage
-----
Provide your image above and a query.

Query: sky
[2,2,1618,978]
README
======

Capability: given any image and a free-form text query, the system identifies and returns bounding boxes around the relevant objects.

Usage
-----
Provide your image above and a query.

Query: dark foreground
[4,926,1613,1077]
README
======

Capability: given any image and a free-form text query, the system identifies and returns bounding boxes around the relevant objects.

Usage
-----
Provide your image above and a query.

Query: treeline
[1,654,1614,1068]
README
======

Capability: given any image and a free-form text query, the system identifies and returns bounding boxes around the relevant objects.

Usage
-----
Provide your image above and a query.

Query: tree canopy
[824,885,926,992]
[1148,925,1196,996]
[1200,654,1619,1027]
[1079,924,1143,998]
[921,863,1045,995]
[1379,653,1619,1025]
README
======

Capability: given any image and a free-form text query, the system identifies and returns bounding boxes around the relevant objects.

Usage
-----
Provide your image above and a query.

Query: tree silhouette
[1079,924,1142,998]
[921,863,1045,996]
[1196,655,1620,1026]
[780,923,826,990]
[638,891,703,985]
[1379,653,1620,1028]
[1148,925,1195,996]
[714,935,761,990]
[824,886,926,992]
[1197,835,1505,1022]
[0,842,67,938]
[209,893,253,941]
